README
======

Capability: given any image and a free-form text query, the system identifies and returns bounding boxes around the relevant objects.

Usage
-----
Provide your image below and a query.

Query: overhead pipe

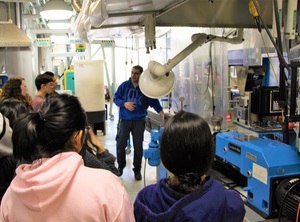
[15,2,21,28]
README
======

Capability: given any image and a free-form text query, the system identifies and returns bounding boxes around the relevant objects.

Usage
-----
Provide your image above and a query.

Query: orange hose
[296,201,300,222]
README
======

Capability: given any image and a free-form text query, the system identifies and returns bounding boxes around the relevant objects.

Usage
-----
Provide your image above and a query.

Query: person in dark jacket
[80,127,119,176]
[133,111,246,222]
[114,65,165,180]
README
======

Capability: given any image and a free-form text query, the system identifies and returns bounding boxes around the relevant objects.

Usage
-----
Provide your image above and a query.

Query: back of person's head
[0,113,13,157]
[0,98,29,128]
[43,71,55,78]
[12,94,87,163]
[133,65,143,74]
[0,77,24,100]
[35,74,53,91]
[160,111,215,177]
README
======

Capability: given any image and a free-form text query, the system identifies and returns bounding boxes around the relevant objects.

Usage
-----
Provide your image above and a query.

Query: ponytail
[13,112,39,162]
[166,172,204,195]
[12,94,87,163]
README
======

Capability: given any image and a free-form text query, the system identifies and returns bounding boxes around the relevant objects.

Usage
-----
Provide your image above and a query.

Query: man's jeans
[116,118,145,171]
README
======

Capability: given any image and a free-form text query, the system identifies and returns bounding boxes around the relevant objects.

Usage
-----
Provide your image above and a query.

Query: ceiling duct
[0,20,32,47]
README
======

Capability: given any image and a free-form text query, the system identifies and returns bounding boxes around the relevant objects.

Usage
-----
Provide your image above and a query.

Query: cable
[249,0,261,32]
[168,99,179,112]
[259,31,279,87]
[125,37,128,66]
[296,201,300,222]
[131,35,134,65]
[250,0,289,73]
[194,63,210,96]
[250,0,290,141]
[281,108,285,123]
[272,0,284,59]
[143,157,147,187]
[209,42,215,116]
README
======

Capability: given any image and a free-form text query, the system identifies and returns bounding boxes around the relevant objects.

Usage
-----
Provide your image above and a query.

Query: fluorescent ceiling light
[47,20,71,29]
[40,0,73,20]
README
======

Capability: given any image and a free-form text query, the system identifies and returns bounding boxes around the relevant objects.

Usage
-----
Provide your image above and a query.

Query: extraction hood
[0,20,32,47]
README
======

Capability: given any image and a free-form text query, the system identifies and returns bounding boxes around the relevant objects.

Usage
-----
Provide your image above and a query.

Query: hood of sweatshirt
[10,152,83,211]
[134,177,246,222]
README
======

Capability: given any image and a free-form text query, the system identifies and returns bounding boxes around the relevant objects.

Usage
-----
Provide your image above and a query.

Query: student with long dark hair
[0,98,28,128]
[134,111,245,222]
[1,94,134,222]
[0,99,29,202]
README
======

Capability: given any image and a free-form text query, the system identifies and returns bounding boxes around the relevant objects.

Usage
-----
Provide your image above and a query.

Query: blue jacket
[134,177,246,222]
[114,78,163,120]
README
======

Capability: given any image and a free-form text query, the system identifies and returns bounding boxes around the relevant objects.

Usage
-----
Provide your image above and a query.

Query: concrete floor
[96,111,157,204]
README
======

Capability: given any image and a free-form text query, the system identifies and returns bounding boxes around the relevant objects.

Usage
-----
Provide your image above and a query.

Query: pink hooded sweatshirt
[1,152,135,222]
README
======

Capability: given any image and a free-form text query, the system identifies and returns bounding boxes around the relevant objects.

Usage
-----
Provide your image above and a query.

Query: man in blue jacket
[114,65,165,180]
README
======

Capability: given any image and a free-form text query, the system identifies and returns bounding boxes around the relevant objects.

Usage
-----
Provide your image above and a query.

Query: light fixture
[139,61,176,99]
[47,20,71,29]
[40,0,73,21]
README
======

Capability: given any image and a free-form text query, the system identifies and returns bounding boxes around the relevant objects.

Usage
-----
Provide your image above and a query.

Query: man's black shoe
[134,171,142,181]
[118,167,124,177]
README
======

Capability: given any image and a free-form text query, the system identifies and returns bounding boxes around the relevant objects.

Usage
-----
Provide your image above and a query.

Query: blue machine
[216,131,300,217]
[144,128,168,180]
[144,128,163,166]
[215,62,300,219]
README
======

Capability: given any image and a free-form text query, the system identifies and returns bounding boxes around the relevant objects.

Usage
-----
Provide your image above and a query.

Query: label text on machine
[228,143,241,154]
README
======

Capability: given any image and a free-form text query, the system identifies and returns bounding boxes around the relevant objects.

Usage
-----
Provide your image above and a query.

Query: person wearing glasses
[1,94,134,222]
[114,65,165,180]
[43,71,59,95]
